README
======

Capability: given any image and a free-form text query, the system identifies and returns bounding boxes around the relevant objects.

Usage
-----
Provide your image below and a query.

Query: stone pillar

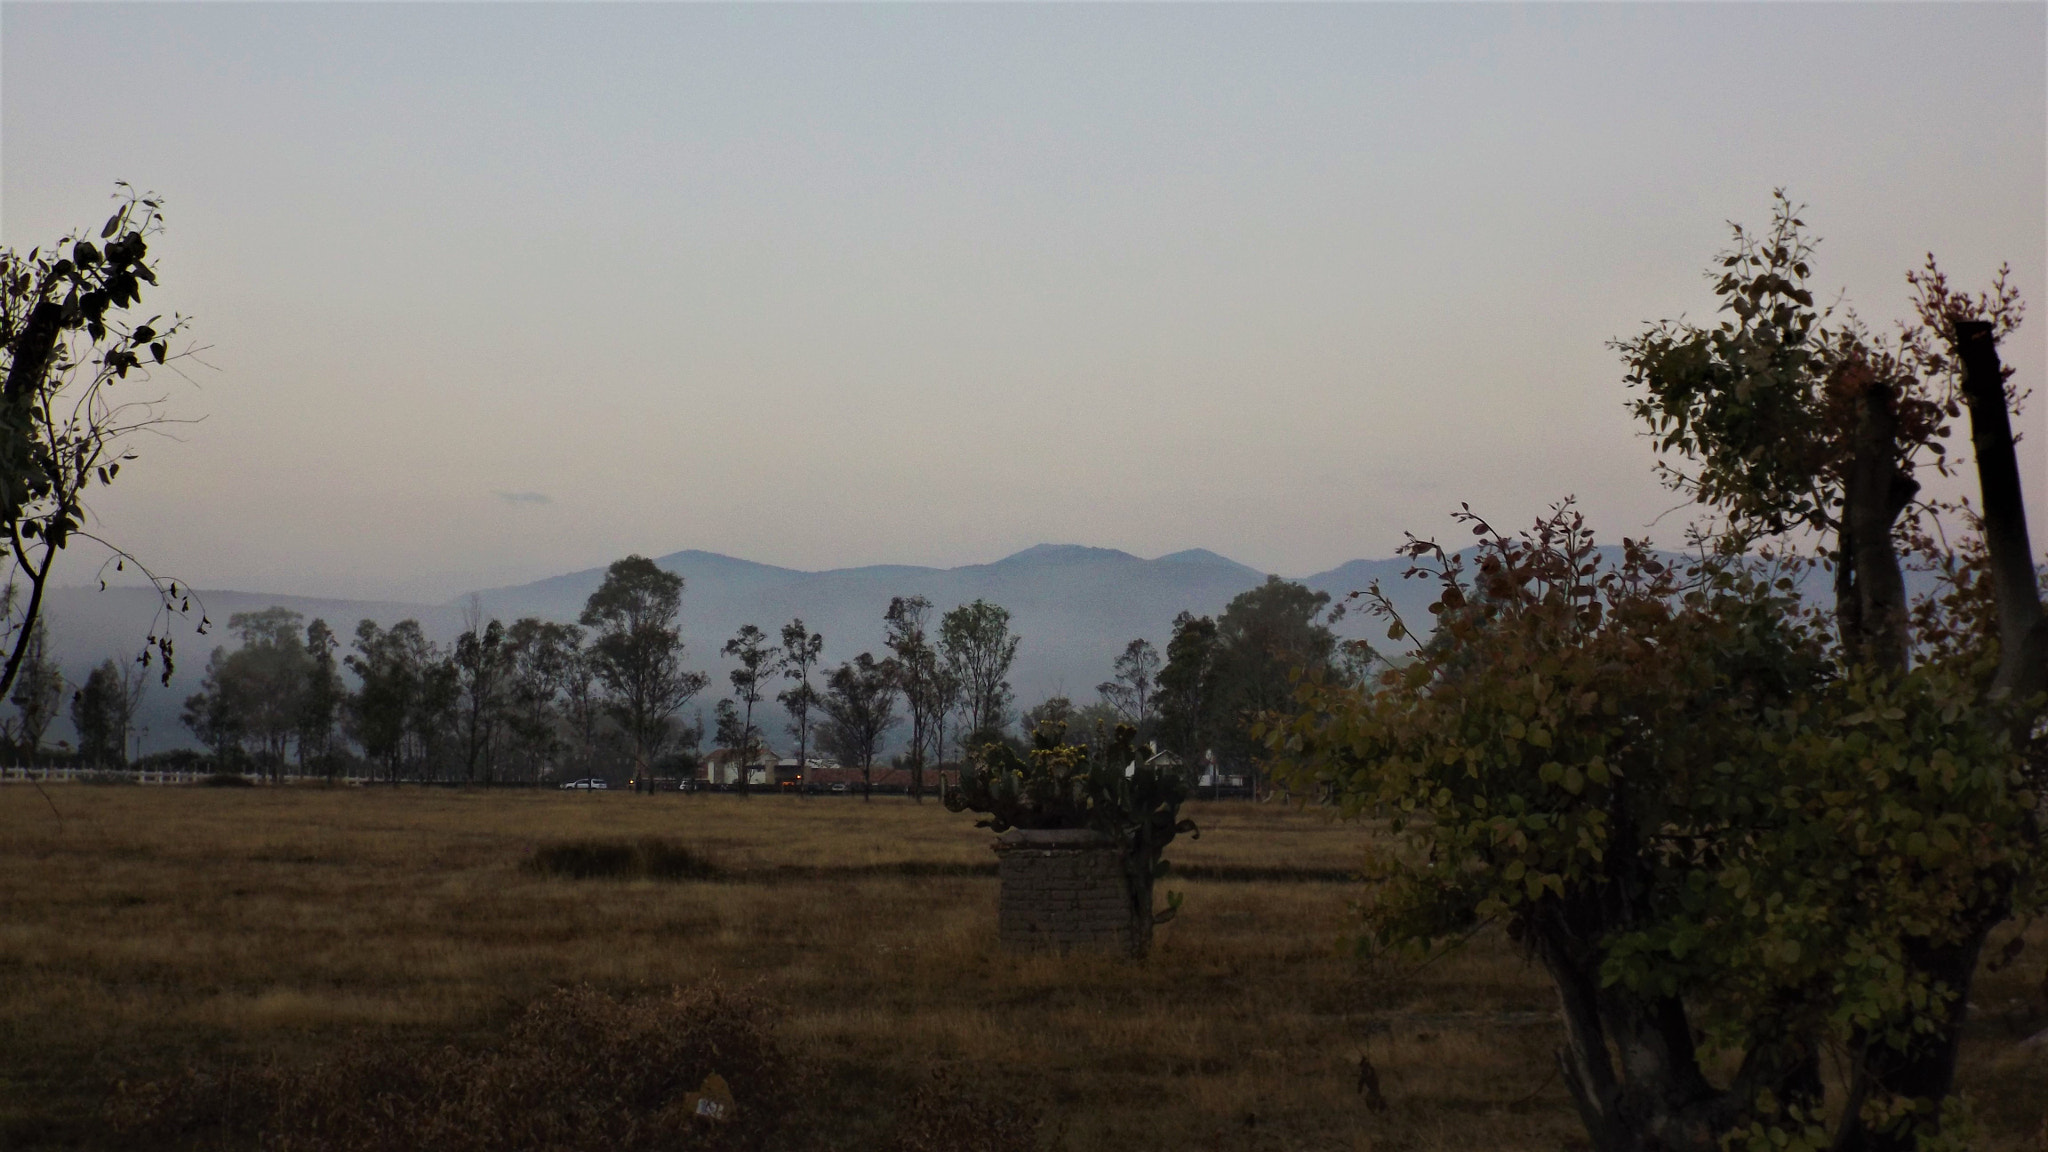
[993,828,1135,954]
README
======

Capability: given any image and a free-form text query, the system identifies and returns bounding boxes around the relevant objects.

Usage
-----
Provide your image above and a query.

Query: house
[698,746,780,788]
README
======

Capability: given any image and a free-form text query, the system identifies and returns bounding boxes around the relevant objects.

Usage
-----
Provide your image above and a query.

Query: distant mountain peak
[1153,548,1257,573]
[992,544,1141,566]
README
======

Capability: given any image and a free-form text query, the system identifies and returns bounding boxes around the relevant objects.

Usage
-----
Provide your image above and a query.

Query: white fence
[0,766,375,786]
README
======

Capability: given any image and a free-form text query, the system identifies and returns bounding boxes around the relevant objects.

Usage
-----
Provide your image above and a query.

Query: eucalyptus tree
[938,599,1018,745]
[883,596,946,800]
[503,617,581,782]
[722,624,779,796]
[777,618,824,794]
[819,653,900,801]
[580,556,707,790]
[1095,637,1159,737]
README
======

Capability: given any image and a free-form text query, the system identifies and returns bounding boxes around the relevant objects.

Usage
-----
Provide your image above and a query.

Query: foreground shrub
[113,982,790,1152]
[525,837,722,880]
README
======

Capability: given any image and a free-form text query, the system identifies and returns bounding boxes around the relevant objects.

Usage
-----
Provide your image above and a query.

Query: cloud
[494,490,552,505]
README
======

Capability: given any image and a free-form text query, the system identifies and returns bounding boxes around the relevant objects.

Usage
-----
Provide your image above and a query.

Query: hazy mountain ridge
[36,542,1875,755]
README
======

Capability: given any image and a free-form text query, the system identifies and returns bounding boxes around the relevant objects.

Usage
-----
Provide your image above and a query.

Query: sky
[3,3,2043,604]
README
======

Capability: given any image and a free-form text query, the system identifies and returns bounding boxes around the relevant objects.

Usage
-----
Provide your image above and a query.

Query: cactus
[946,722,1196,956]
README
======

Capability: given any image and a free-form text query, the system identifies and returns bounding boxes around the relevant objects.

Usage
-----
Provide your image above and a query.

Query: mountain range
[36,544,1436,756]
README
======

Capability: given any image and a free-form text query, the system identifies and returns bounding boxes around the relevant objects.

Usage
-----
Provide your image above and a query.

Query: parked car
[559,777,608,790]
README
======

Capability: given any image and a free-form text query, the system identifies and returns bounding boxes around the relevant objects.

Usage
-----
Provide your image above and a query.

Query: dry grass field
[0,785,2042,1151]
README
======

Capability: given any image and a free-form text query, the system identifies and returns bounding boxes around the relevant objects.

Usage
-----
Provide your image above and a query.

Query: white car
[559,777,608,790]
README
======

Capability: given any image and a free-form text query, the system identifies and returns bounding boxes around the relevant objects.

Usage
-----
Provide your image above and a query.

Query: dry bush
[113,982,789,1152]
[526,836,722,881]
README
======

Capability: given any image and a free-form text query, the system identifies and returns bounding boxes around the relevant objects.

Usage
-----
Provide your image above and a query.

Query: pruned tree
[580,556,707,791]
[819,653,900,801]
[777,618,824,795]
[939,599,1018,745]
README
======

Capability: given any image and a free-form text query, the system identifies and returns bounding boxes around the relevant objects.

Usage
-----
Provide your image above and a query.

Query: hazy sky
[4,3,2042,603]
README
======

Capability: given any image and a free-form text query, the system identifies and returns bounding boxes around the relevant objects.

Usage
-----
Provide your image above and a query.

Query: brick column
[992,828,1134,954]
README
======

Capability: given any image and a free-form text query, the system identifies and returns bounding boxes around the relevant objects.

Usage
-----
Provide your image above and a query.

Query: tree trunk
[1955,320,2047,702]
[1840,365,1916,673]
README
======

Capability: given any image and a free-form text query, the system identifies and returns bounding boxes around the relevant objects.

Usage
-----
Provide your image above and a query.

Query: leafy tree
[819,653,900,801]
[0,187,201,702]
[1213,576,1340,791]
[503,617,581,782]
[297,619,344,779]
[1276,203,2045,1152]
[580,556,707,790]
[346,619,450,784]
[559,643,604,779]
[939,599,1019,744]
[214,607,312,779]
[451,599,509,784]
[721,624,779,796]
[777,618,824,794]
[69,657,130,767]
[180,646,241,765]
[1018,694,1074,739]
[1154,611,1221,781]
[1095,637,1160,738]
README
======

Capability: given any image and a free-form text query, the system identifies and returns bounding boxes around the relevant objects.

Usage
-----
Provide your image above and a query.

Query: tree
[777,618,824,795]
[297,619,344,779]
[503,617,581,782]
[1616,197,2044,1150]
[218,607,312,780]
[883,596,949,801]
[452,598,509,784]
[580,556,707,790]
[939,599,1019,743]
[818,653,900,801]
[1095,637,1160,737]
[6,619,63,765]
[69,658,128,767]
[1018,694,1074,739]
[1276,202,2045,1152]
[0,187,201,704]
[345,619,449,784]
[1154,611,1221,785]
[1213,576,1340,793]
[721,624,779,796]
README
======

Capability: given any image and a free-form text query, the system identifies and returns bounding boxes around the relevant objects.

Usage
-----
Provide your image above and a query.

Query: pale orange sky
[4,3,2042,602]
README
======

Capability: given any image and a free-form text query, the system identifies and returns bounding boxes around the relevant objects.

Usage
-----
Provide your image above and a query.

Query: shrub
[202,771,254,788]
[526,837,722,881]
[113,982,792,1152]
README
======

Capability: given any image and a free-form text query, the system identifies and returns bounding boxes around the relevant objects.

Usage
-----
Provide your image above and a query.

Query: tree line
[37,555,1374,794]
